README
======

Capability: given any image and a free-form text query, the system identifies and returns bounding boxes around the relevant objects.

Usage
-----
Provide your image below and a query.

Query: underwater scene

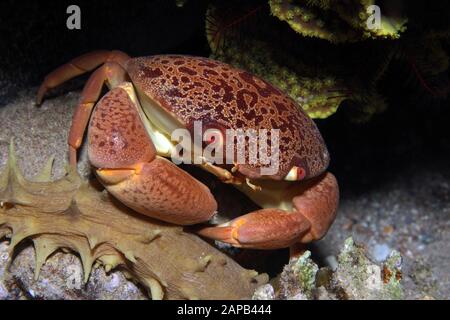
[0,0,449,302]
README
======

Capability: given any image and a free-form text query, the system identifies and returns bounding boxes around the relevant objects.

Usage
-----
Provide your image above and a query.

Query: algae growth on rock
[253,238,404,300]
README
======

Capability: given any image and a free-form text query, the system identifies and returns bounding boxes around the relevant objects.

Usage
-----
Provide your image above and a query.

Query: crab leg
[197,172,339,249]
[37,51,131,165]
[87,83,217,225]
[36,50,130,104]
[68,62,128,165]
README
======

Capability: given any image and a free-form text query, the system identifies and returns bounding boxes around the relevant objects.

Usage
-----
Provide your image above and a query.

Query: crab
[36,50,339,250]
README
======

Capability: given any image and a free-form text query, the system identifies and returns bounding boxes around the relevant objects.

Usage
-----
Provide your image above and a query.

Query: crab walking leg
[197,172,339,249]
[88,84,217,225]
[68,62,128,165]
[36,50,130,104]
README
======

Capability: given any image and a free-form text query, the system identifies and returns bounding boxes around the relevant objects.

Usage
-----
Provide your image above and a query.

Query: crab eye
[284,166,306,181]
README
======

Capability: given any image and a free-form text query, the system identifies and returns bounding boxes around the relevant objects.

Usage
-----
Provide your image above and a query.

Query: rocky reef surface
[254,238,404,300]
[1,243,146,300]
[0,89,449,299]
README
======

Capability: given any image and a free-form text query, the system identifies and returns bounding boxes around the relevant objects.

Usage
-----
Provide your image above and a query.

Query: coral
[210,39,347,119]
[206,3,350,119]
[381,250,403,299]
[255,237,404,300]
[269,0,407,42]
[203,0,449,120]
[269,0,357,42]
[0,142,267,300]
[330,238,403,299]
[278,250,318,299]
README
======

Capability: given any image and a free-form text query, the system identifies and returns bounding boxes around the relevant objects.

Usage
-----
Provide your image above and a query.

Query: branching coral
[0,142,267,300]
[199,0,449,121]
[206,3,350,119]
[210,39,347,119]
[269,0,358,42]
[269,0,407,42]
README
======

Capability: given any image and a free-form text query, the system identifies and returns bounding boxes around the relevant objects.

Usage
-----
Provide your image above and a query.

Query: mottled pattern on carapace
[88,87,156,169]
[126,55,329,179]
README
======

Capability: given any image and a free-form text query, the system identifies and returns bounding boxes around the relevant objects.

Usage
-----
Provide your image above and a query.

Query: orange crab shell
[125,55,330,180]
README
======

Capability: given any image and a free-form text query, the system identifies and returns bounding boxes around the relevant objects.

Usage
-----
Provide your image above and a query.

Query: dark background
[0,0,449,203]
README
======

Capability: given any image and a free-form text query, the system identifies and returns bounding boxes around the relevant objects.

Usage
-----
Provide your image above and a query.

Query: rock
[4,244,146,300]
[331,238,403,300]
[0,241,25,299]
[278,251,318,300]
[270,238,404,300]
[252,284,275,300]
[0,89,91,180]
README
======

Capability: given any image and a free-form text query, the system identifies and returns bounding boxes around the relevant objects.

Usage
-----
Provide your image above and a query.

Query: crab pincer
[88,84,217,225]
[198,172,338,249]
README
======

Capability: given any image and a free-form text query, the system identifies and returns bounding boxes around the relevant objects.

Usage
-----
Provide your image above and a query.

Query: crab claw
[197,172,339,249]
[96,157,218,225]
[88,84,217,225]
[197,209,312,249]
